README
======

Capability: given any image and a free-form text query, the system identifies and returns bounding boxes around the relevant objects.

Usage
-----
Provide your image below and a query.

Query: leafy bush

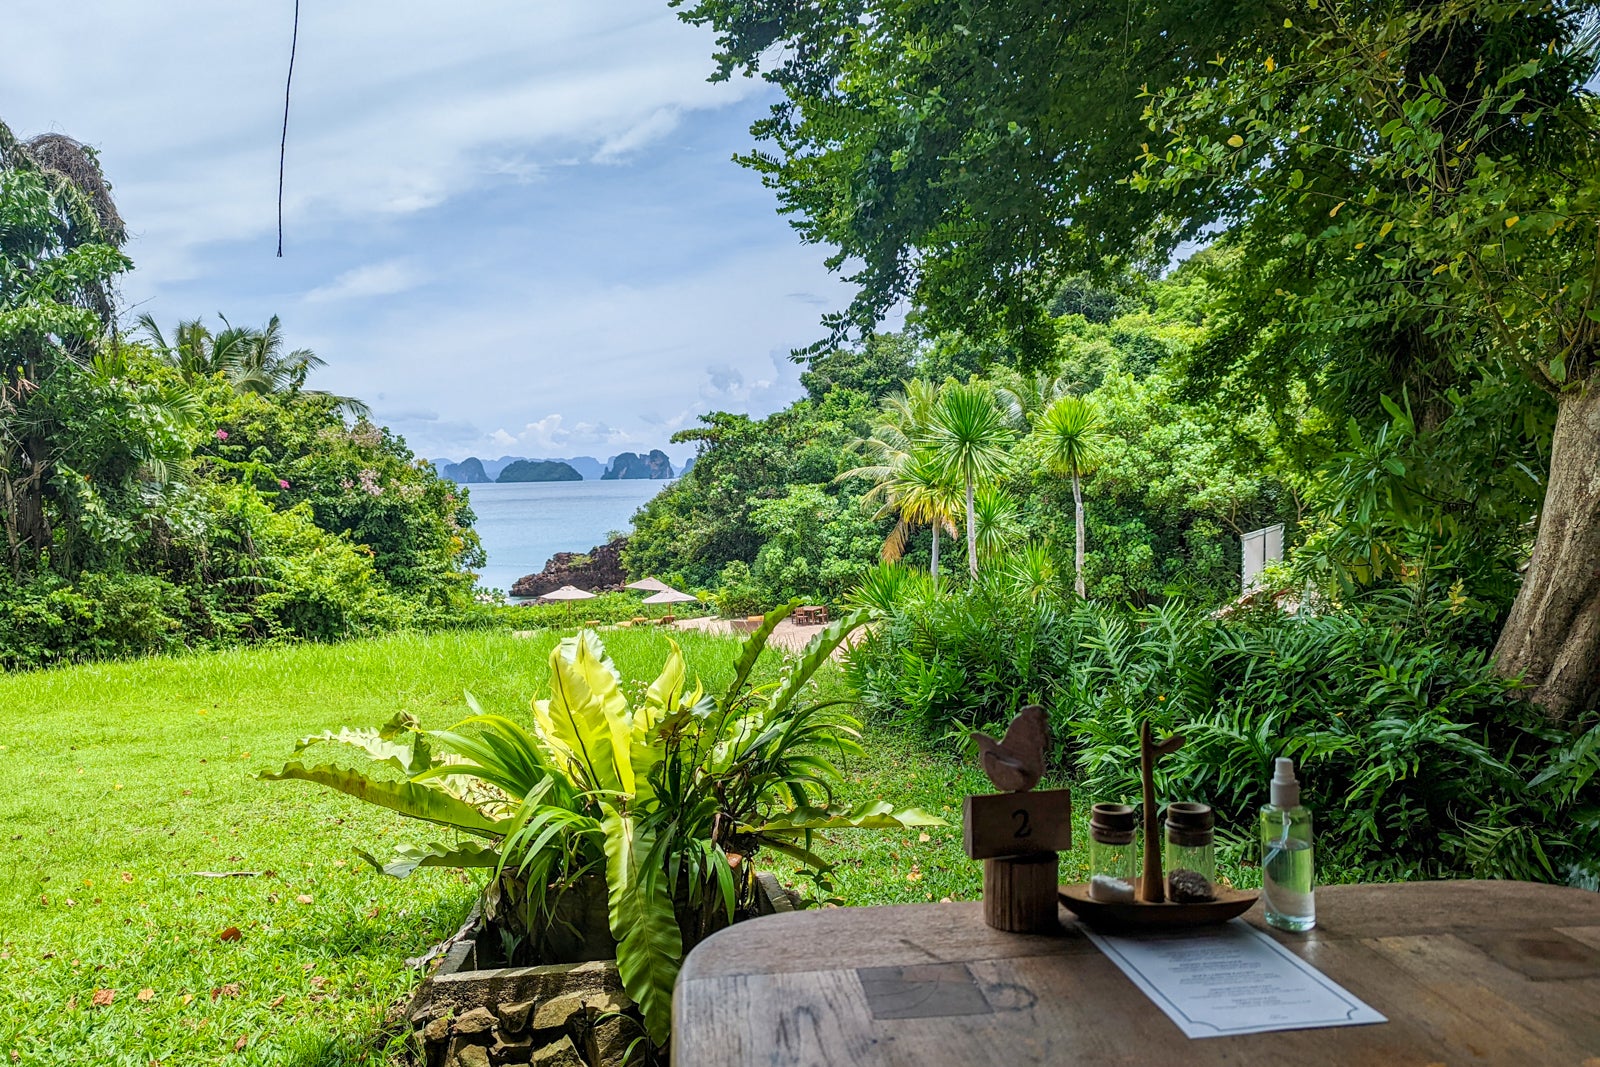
[849,581,1600,887]
[260,606,939,1047]
[0,572,188,668]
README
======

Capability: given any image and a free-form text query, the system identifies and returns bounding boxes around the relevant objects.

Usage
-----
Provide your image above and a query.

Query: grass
[0,624,1260,1066]
[0,627,773,1067]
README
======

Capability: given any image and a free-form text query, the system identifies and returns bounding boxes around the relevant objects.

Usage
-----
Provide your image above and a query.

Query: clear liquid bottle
[1261,757,1315,931]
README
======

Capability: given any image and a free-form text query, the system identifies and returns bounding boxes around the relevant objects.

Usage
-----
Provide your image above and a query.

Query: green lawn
[0,626,1195,1066]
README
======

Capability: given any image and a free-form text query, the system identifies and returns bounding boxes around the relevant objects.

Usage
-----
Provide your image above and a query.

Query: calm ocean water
[460,480,670,596]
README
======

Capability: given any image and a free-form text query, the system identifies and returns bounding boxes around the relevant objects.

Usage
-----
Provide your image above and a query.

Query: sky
[1,1,864,465]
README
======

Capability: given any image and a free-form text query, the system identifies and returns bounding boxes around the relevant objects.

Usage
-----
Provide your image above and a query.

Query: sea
[459,480,671,597]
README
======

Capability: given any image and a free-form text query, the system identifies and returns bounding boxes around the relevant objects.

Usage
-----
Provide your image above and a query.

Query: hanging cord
[277,0,301,257]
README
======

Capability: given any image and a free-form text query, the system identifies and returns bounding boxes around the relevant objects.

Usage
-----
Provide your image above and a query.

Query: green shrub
[849,581,1600,887]
[0,572,190,669]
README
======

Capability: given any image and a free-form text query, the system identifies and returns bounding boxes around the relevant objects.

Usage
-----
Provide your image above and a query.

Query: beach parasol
[626,577,673,593]
[641,586,698,606]
[538,584,597,622]
[641,585,698,620]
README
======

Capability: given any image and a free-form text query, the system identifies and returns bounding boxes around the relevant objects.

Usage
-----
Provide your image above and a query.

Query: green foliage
[851,580,1600,886]
[262,610,939,1048]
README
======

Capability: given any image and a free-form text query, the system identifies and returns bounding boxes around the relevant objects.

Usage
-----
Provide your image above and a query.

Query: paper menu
[1084,920,1387,1039]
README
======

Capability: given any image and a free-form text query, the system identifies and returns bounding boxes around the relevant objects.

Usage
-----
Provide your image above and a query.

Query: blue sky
[1,1,866,464]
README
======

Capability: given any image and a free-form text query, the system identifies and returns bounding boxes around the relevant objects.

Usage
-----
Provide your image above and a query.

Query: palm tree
[972,485,1021,563]
[894,453,962,578]
[138,313,369,417]
[839,381,959,577]
[1032,395,1104,597]
[924,380,1013,578]
[992,368,1073,431]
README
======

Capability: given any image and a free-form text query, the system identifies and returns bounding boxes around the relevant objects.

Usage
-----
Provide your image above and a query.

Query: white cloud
[305,259,425,303]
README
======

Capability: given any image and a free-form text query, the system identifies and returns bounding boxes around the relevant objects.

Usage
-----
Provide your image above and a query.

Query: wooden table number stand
[962,705,1071,933]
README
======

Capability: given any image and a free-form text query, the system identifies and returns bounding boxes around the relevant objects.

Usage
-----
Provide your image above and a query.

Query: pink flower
[278,479,290,490]
[214,430,229,440]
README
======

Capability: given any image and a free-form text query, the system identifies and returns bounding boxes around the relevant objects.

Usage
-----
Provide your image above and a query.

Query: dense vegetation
[0,122,482,669]
[673,0,1600,721]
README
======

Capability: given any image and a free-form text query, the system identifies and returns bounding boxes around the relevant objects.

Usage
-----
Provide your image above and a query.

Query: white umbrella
[538,584,597,622]
[641,587,698,606]
[626,577,673,593]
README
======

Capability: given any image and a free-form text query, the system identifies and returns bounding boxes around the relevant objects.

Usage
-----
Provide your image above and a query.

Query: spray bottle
[1261,757,1315,931]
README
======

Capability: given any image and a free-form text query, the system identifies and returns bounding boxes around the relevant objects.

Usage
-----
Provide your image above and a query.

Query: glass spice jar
[1164,802,1216,902]
[1088,803,1138,902]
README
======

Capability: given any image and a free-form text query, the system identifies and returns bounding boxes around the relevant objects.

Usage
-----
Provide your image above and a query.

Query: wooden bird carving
[973,705,1049,793]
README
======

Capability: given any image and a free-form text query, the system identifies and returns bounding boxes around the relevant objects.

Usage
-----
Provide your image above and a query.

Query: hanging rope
[277,0,301,257]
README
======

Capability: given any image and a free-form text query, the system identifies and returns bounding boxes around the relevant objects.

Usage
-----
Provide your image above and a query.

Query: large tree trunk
[1493,385,1600,722]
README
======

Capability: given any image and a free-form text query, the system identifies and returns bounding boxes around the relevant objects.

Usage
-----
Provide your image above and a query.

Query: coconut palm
[138,313,369,417]
[840,380,959,577]
[992,368,1073,431]
[924,380,1013,577]
[1032,395,1105,597]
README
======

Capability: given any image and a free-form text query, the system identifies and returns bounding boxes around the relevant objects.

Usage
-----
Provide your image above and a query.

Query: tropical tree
[972,485,1021,564]
[840,380,959,576]
[923,380,1013,578]
[0,121,130,575]
[992,368,1073,431]
[1032,395,1105,597]
[138,313,369,417]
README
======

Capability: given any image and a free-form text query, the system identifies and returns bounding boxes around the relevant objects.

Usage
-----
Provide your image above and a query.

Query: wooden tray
[1059,883,1258,929]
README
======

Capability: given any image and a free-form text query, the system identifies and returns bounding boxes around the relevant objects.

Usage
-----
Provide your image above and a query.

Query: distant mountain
[602,449,675,480]
[562,456,604,480]
[434,457,492,483]
[482,455,524,480]
[498,459,583,482]
[680,457,695,476]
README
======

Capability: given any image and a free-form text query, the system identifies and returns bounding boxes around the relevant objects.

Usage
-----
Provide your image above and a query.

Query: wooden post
[983,854,1060,934]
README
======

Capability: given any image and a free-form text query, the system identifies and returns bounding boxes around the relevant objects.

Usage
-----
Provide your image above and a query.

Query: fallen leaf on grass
[309,976,327,989]
[137,988,155,1002]
[268,994,285,1009]
[918,832,931,843]
[211,983,241,999]
[91,988,115,1008]
[295,894,313,905]
[218,926,242,942]
[121,872,134,883]
[366,906,382,919]
[192,872,267,879]
[181,994,194,1005]
[233,1035,248,1052]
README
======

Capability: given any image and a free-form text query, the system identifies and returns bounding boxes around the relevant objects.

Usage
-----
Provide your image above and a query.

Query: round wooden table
[673,880,1600,1065]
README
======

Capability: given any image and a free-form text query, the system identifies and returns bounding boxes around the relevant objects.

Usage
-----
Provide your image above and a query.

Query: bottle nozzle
[1271,757,1300,808]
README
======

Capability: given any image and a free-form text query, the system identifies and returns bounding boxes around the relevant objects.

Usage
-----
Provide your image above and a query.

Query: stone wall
[412,959,645,1067]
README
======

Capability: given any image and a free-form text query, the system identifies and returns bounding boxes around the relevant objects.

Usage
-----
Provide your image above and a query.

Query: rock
[583,1014,637,1067]
[421,1013,453,1067]
[445,1039,493,1067]
[490,1034,535,1065]
[452,1006,498,1038]
[600,449,674,480]
[532,1035,585,1067]
[581,990,634,1015]
[510,536,627,599]
[530,993,586,1033]
[496,999,537,1036]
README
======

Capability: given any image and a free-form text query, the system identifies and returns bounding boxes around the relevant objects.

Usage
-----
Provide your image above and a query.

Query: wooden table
[674,881,1600,1065]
